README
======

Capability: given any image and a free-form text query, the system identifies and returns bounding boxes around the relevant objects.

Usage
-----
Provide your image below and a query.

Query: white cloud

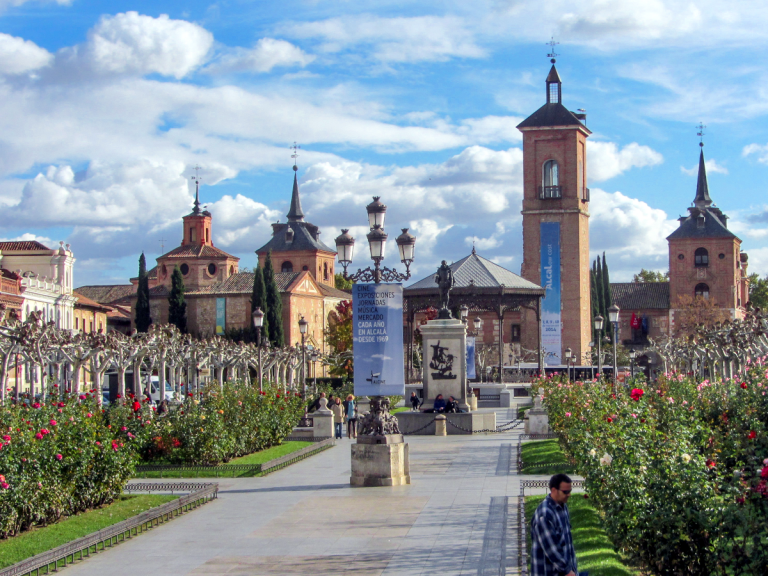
[282,15,484,63]
[743,142,768,164]
[681,158,728,175]
[588,141,663,182]
[203,194,281,253]
[466,222,505,250]
[72,12,213,78]
[0,33,52,75]
[205,38,314,74]
[0,231,54,246]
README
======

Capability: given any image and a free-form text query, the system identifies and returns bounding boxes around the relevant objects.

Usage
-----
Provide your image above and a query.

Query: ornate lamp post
[335,197,416,283]
[473,316,482,336]
[459,305,469,324]
[629,349,637,380]
[608,304,620,386]
[594,315,604,379]
[298,316,308,397]
[252,307,265,391]
[310,349,319,391]
[565,347,572,381]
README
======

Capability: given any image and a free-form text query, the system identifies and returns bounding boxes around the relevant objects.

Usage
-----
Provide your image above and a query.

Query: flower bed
[540,369,768,575]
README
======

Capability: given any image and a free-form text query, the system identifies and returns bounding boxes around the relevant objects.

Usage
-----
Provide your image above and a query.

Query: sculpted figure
[434,260,454,317]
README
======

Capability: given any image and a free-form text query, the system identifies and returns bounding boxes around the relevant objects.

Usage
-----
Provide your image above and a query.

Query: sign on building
[352,283,405,397]
[540,222,561,365]
[466,336,476,379]
[215,298,226,335]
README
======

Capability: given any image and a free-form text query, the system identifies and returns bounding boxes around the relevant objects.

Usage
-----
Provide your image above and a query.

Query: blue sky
[0,0,766,287]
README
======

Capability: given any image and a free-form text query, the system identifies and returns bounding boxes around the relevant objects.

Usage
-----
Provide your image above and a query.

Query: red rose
[55,454,62,460]
[749,431,757,440]
[607,417,613,423]
[762,467,768,479]
[741,382,748,389]
[630,388,644,401]
[132,401,141,412]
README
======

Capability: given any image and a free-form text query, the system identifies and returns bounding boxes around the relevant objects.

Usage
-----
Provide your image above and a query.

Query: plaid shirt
[531,494,577,576]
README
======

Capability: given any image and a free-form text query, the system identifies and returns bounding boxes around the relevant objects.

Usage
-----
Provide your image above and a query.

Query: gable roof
[406,251,543,293]
[611,282,670,310]
[667,207,737,241]
[516,103,588,130]
[319,284,352,299]
[256,221,335,255]
[0,240,51,251]
[159,244,237,260]
[73,292,112,311]
[74,285,135,305]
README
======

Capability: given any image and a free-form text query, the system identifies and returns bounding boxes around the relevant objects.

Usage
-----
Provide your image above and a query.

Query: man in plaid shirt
[531,473,579,576]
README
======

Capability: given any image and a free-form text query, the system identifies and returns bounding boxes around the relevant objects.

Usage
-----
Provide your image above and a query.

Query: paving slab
[62,407,529,576]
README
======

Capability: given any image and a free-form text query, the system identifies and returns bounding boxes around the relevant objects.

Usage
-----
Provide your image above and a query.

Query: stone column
[420,318,468,411]
[312,397,334,439]
[434,414,447,436]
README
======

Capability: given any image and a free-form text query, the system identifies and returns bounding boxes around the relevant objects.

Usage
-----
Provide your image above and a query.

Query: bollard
[435,414,447,436]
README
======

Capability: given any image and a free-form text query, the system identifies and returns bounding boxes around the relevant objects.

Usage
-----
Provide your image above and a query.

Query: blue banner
[215,298,226,335]
[352,283,405,396]
[540,222,561,365]
[466,336,476,379]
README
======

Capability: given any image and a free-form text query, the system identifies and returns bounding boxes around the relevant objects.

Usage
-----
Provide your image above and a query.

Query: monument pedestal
[420,318,468,410]
[524,389,550,434]
[312,398,334,438]
[350,434,411,487]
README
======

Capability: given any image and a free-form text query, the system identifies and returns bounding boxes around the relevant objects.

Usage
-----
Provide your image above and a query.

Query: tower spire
[191,164,202,215]
[545,37,562,104]
[694,124,712,208]
[287,143,305,222]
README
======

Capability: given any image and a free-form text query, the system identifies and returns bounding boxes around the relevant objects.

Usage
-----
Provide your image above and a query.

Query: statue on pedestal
[434,260,455,319]
[359,397,401,436]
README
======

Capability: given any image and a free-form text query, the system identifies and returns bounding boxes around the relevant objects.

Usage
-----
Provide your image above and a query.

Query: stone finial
[317,397,330,412]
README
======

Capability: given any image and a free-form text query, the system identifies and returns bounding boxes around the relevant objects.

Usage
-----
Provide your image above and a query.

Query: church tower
[517,58,591,365]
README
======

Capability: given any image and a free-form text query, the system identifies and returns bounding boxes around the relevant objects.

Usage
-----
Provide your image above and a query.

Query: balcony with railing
[538,185,562,199]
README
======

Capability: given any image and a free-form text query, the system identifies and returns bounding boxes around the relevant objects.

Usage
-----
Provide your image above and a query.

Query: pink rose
[55,454,62,461]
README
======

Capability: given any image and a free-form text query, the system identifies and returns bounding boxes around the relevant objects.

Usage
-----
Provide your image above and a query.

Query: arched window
[695,283,710,299]
[323,262,329,281]
[281,261,293,273]
[541,160,561,198]
[695,247,709,267]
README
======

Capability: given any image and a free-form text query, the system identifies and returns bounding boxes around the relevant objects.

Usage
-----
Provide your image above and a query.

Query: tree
[324,300,353,377]
[601,252,613,338]
[335,273,353,291]
[250,265,269,340]
[633,268,670,283]
[262,251,284,346]
[135,252,152,333]
[748,273,768,310]
[673,295,730,337]
[168,265,187,333]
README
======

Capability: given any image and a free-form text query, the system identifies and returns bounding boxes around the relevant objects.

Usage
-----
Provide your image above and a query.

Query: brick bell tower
[517,57,592,366]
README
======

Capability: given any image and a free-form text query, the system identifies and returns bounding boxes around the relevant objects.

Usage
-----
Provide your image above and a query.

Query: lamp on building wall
[334,196,417,284]
[252,307,266,392]
[594,315,604,379]
[298,316,308,397]
[565,347,572,381]
[608,304,620,386]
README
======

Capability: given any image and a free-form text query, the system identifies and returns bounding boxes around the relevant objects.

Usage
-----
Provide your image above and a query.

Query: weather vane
[159,236,166,253]
[696,123,706,147]
[546,36,559,63]
[290,142,301,171]
[190,164,203,213]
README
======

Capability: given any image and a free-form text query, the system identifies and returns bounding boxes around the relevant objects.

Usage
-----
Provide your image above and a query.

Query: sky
[0,0,766,288]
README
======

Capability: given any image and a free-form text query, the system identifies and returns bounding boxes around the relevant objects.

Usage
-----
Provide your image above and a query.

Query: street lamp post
[459,305,469,324]
[565,347,572,381]
[594,315,604,380]
[629,349,637,380]
[608,304,620,387]
[299,316,308,398]
[310,350,319,391]
[252,307,265,392]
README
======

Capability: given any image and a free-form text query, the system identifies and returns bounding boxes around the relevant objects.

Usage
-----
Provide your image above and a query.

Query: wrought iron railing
[539,185,562,199]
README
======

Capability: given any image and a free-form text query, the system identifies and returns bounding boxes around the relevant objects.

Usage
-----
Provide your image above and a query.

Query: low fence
[0,483,218,576]
[517,479,584,576]
[134,438,335,478]
[515,433,558,474]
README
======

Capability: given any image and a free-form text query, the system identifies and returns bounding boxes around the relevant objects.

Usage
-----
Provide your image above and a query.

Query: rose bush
[540,365,768,576]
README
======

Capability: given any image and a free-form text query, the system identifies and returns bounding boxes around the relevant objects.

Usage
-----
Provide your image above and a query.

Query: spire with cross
[546,36,559,63]
[290,142,301,172]
[696,122,706,148]
[190,164,203,214]
[159,236,166,253]
[287,142,304,221]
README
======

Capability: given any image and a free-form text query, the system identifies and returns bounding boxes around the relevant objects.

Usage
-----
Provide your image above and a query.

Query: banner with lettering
[466,336,476,380]
[352,283,405,397]
[540,222,561,365]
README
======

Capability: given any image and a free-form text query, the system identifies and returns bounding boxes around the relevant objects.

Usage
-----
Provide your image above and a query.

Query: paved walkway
[65,407,539,576]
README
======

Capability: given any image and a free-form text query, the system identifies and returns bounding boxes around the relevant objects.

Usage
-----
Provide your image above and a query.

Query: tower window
[207,263,217,275]
[540,160,561,199]
[180,263,189,275]
[510,324,521,342]
[190,228,196,242]
[695,283,710,299]
[548,83,560,104]
[281,261,293,273]
[694,248,709,267]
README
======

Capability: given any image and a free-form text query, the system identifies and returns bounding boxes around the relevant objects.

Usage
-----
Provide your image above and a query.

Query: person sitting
[431,394,447,413]
[445,396,461,413]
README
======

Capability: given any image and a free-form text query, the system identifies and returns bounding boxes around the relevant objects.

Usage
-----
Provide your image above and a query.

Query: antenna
[546,36,560,62]
[696,122,706,147]
[290,142,301,171]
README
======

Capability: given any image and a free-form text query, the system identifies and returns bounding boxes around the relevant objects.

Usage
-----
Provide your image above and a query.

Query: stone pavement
[65,407,542,576]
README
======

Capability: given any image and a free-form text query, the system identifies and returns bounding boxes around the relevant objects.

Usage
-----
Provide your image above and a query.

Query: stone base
[468,394,477,412]
[350,439,411,487]
[524,409,550,434]
[395,411,495,435]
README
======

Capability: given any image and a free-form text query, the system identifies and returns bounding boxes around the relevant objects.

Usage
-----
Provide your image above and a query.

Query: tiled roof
[516,102,587,130]
[73,292,112,311]
[274,271,301,291]
[0,240,51,251]
[186,272,304,296]
[611,282,670,310]
[107,305,131,320]
[406,251,543,292]
[160,244,237,260]
[74,285,135,305]
[319,284,352,299]
[256,221,335,254]
[667,207,737,240]
[1,269,20,280]
[148,285,169,297]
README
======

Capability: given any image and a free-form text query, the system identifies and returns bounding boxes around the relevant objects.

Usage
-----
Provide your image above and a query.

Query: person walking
[531,473,581,576]
[330,396,344,439]
[410,391,420,411]
[345,394,357,439]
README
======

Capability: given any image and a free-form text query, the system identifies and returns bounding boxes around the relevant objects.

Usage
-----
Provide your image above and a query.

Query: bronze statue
[434,260,455,319]
[359,397,401,436]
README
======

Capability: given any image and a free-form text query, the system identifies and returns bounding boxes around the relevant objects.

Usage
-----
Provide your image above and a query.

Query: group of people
[310,392,358,439]
[409,392,463,413]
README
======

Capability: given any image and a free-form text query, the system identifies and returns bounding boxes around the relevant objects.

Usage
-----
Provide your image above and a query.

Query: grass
[526,495,638,576]
[0,495,177,569]
[135,441,314,478]
[520,438,575,475]
[390,406,409,414]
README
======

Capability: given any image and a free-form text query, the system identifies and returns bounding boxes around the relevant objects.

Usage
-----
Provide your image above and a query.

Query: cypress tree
[263,251,285,346]
[602,252,613,338]
[590,269,599,328]
[168,265,187,333]
[250,264,269,342]
[595,256,605,338]
[135,252,152,332]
